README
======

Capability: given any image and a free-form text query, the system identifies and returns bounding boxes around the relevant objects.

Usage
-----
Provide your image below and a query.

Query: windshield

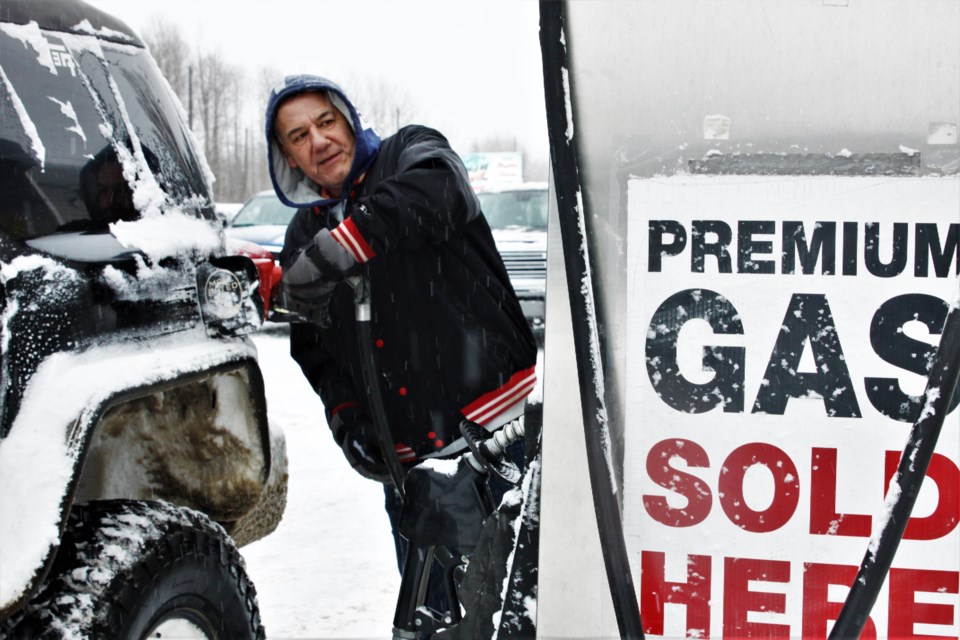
[231,194,297,227]
[0,27,213,242]
[477,190,548,231]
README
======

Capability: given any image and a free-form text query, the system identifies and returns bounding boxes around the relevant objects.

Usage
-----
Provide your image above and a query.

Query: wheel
[2,500,265,640]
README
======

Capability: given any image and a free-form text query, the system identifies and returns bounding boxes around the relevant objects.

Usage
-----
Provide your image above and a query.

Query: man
[264,74,537,568]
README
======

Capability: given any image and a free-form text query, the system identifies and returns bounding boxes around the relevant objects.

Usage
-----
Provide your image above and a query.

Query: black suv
[0,1,286,638]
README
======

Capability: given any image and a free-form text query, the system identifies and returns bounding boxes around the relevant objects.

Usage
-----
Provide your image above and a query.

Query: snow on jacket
[265,75,538,462]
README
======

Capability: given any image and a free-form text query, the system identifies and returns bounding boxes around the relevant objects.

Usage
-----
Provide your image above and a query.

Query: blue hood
[265,75,381,208]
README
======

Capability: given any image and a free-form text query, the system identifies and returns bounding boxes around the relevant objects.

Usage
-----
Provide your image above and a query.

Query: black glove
[278,228,358,324]
[305,228,361,280]
[278,250,337,324]
[330,407,392,484]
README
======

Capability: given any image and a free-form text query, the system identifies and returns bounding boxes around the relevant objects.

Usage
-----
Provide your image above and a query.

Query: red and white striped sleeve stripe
[395,443,417,463]
[330,217,376,264]
[461,366,537,426]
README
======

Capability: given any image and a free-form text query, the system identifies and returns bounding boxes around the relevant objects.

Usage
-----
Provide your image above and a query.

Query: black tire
[2,500,265,640]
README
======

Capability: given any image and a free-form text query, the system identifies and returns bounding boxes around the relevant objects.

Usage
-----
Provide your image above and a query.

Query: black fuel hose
[353,275,407,496]
[539,2,644,637]
[829,293,960,638]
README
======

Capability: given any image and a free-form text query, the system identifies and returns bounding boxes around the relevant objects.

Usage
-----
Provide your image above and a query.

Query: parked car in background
[225,190,298,261]
[475,182,548,336]
[215,201,243,224]
[225,185,548,333]
[228,237,283,320]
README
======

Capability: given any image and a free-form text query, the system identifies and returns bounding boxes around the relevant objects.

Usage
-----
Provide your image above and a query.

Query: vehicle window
[478,190,548,231]
[232,196,297,227]
[104,45,212,208]
[0,29,212,242]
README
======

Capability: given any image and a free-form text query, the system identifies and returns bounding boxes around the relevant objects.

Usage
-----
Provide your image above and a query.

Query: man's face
[275,92,356,196]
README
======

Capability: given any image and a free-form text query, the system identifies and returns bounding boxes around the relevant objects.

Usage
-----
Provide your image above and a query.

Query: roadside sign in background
[461,151,523,187]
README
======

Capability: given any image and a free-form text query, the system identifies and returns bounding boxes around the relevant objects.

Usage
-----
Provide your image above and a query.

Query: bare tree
[192,49,250,200]
[140,16,189,99]
[139,21,251,201]
[345,76,421,138]
[469,136,518,153]
[247,67,286,195]
[136,22,450,202]
[467,135,548,181]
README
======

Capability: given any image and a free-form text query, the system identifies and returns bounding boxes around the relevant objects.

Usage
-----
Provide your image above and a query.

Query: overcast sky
[85,0,550,170]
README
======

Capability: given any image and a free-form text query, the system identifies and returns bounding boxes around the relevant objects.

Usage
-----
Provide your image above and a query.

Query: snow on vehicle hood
[264,74,380,209]
[0,331,256,609]
[109,208,221,261]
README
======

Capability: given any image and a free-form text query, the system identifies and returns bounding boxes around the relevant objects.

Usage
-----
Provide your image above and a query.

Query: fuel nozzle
[460,419,525,484]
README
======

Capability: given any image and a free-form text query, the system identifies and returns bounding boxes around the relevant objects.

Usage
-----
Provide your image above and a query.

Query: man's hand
[277,249,338,324]
[330,407,392,483]
[277,228,358,323]
[306,228,360,280]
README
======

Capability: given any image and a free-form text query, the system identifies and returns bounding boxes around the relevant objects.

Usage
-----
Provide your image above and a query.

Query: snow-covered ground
[242,330,399,639]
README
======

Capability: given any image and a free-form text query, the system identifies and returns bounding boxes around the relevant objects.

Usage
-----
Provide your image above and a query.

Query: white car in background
[215,201,243,224]
[225,190,298,261]
[475,182,548,336]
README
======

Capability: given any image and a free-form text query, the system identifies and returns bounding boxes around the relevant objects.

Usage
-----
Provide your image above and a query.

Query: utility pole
[244,127,250,198]
[188,65,193,128]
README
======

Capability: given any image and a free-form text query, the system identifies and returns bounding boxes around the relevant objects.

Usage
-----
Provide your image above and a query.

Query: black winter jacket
[277,116,537,462]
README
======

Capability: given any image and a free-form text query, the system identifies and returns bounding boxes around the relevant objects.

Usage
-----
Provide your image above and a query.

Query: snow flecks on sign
[0,65,45,171]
